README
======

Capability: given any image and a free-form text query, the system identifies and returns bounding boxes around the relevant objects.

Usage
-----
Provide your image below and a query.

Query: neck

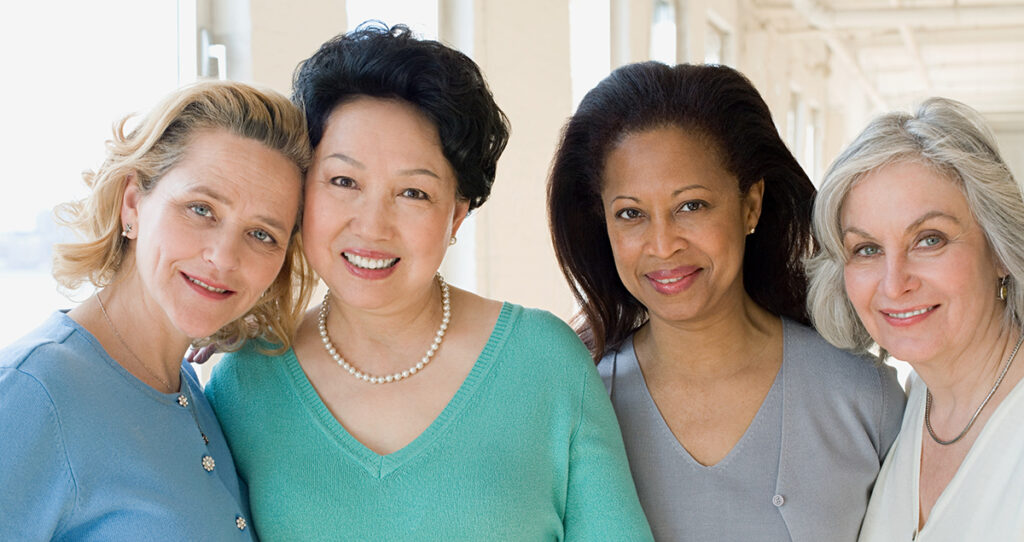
[919,321,1023,418]
[322,278,447,374]
[73,278,192,393]
[637,292,779,380]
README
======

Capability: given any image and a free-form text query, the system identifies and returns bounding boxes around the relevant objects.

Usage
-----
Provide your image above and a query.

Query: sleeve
[875,363,908,460]
[0,368,76,539]
[563,364,654,541]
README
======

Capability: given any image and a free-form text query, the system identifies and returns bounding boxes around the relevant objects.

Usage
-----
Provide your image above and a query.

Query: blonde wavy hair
[806,97,1024,359]
[53,80,315,353]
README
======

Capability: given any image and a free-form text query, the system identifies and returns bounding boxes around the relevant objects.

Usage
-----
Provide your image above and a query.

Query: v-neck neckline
[280,302,517,479]
[623,318,788,470]
[908,371,1024,538]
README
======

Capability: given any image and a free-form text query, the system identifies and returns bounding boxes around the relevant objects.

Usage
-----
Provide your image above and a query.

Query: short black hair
[292,22,510,211]
[548,62,816,359]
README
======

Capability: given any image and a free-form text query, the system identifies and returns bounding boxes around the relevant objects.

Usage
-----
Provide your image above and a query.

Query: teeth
[188,276,228,293]
[344,252,398,270]
[654,276,683,284]
[886,307,933,319]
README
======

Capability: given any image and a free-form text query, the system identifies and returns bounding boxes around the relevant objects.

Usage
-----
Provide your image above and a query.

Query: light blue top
[207,303,653,541]
[0,311,256,541]
[599,318,906,541]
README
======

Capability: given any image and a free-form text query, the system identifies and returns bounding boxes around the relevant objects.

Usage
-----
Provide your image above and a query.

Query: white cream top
[859,372,1024,541]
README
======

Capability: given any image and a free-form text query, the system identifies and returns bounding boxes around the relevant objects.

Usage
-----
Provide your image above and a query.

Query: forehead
[842,160,971,224]
[601,126,734,194]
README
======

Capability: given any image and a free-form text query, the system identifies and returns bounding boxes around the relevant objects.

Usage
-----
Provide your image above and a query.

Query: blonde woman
[0,81,313,540]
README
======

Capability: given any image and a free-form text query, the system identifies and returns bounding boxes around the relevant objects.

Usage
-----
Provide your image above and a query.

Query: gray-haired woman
[807,97,1024,540]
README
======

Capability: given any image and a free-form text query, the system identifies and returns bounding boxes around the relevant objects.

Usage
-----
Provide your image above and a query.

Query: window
[0,0,187,345]
[346,0,439,38]
[650,0,677,65]
[570,0,611,109]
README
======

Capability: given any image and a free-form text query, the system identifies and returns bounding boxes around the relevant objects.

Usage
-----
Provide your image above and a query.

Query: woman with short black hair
[207,24,651,540]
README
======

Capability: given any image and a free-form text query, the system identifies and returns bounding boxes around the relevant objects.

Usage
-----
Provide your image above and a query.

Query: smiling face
[121,129,302,339]
[302,97,468,312]
[841,160,1005,364]
[601,126,763,325]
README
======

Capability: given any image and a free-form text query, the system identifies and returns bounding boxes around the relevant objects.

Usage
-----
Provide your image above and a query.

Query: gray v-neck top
[599,318,907,542]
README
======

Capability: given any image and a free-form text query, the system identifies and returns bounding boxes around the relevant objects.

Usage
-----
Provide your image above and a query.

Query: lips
[645,266,701,295]
[341,248,400,280]
[880,304,939,326]
[181,272,234,299]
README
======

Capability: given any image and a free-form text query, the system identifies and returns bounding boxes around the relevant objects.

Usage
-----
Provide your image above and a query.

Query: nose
[350,193,395,241]
[881,252,919,299]
[647,214,687,259]
[204,230,242,271]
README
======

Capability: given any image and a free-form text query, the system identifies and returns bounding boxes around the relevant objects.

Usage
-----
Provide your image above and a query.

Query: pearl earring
[121,224,133,237]
[449,236,457,246]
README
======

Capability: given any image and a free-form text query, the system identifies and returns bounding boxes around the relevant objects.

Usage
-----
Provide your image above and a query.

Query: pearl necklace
[319,274,450,384]
[925,329,1024,445]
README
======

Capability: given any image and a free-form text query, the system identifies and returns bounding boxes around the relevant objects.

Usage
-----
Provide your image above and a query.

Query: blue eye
[854,245,880,257]
[401,188,430,200]
[918,235,944,248]
[615,208,643,220]
[330,176,356,188]
[251,229,276,244]
[189,204,213,218]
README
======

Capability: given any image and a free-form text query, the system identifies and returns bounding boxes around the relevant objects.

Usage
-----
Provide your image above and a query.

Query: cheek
[843,265,877,317]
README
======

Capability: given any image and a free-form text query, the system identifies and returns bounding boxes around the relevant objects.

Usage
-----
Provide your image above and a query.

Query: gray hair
[806,97,1024,358]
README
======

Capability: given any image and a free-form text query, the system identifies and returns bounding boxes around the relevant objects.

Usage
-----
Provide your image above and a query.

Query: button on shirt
[0,312,257,541]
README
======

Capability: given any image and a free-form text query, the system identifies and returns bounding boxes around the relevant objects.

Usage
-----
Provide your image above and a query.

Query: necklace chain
[319,274,450,384]
[97,292,175,393]
[96,291,208,446]
[925,329,1024,445]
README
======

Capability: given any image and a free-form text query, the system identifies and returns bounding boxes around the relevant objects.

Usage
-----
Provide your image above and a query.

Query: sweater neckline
[281,302,518,478]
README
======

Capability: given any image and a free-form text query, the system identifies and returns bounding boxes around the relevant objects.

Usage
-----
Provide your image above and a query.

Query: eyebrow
[189,185,289,234]
[326,153,441,180]
[842,210,960,240]
[610,184,709,203]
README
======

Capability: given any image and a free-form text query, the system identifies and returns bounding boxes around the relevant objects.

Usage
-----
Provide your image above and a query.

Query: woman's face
[601,126,763,325]
[841,160,1005,364]
[122,129,301,339]
[302,97,468,312]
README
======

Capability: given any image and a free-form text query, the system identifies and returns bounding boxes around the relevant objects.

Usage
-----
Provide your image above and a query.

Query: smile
[653,276,683,285]
[343,252,399,270]
[185,275,230,294]
[884,306,937,319]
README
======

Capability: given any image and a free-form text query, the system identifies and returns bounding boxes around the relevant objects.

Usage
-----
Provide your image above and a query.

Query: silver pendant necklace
[319,274,450,384]
[925,329,1024,445]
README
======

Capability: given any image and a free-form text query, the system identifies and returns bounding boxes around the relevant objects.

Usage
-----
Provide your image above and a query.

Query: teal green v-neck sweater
[206,304,652,541]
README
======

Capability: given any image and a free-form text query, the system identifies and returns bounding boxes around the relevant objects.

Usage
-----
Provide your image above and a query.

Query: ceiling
[749,0,1024,130]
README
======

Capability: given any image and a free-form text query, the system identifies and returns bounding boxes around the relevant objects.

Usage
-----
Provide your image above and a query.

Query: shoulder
[783,317,896,389]
[206,339,292,407]
[501,304,588,355]
[1,312,104,401]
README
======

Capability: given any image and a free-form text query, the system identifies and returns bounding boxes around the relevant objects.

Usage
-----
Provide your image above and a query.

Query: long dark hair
[548,62,815,360]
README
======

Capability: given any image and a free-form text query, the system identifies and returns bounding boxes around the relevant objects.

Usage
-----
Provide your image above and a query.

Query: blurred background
[2,0,1022,384]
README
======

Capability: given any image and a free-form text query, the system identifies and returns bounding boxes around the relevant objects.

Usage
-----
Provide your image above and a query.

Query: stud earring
[121,224,133,238]
[748,226,756,235]
[449,236,457,246]
[999,276,1009,301]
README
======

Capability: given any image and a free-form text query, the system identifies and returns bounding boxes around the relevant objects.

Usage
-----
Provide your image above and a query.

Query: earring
[747,226,756,235]
[999,276,1009,301]
[121,223,133,238]
[449,236,457,246]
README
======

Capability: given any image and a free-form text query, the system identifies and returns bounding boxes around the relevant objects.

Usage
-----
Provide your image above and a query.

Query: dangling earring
[449,236,457,246]
[121,224,133,238]
[999,276,1009,301]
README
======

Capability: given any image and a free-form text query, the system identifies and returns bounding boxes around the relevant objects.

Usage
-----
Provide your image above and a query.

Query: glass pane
[0,1,182,345]
[346,0,439,39]
[650,0,676,64]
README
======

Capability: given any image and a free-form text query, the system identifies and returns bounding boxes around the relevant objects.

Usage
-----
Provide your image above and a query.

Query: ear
[120,172,142,239]
[450,198,471,238]
[743,179,765,232]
